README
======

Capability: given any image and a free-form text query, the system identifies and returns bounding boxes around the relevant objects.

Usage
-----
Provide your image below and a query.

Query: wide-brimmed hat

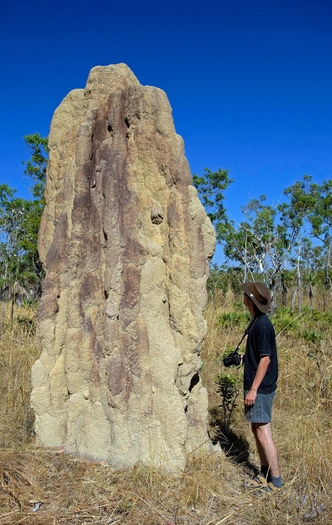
[241,281,271,313]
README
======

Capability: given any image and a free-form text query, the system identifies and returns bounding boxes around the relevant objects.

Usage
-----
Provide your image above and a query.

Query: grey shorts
[244,390,276,423]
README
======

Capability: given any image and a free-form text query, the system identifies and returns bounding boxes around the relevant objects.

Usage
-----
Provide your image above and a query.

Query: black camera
[223,350,242,367]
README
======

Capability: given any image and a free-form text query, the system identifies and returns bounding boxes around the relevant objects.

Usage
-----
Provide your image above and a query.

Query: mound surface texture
[31,64,215,469]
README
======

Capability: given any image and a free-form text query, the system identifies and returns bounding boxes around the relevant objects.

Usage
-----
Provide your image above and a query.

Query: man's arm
[244,355,270,406]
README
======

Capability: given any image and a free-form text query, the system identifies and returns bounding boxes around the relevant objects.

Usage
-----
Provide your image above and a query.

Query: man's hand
[245,388,257,406]
[245,355,270,406]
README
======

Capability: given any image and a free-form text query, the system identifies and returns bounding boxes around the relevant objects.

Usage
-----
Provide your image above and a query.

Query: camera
[223,350,242,367]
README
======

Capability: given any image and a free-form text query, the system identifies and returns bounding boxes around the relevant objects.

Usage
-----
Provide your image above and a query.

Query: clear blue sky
[1,0,332,263]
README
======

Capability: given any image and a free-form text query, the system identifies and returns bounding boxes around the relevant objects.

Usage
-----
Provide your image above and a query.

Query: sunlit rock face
[31,64,215,470]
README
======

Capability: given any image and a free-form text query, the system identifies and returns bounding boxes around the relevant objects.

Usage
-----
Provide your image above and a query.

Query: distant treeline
[194,169,331,313]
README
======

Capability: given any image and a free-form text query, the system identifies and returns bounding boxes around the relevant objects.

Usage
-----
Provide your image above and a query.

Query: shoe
[243,474,268,489]
[254,482,282,496]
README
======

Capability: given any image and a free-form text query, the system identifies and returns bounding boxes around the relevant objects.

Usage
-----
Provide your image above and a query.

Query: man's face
[243,293,251,309]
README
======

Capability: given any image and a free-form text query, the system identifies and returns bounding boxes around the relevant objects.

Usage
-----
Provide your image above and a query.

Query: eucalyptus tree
[193,168,233,234]
[192,169,330,310]
[23,133,48,198]
[193,168,234,259]
[0,134,48,325]
[193,169,297,305]
[308,179,332,302]
[282,176,332,309]
[226,196,298,312]
[20,133,48,289]
[277,177,314,312]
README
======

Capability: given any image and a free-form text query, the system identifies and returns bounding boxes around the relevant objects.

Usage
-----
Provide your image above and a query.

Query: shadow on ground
[209,408,258,476]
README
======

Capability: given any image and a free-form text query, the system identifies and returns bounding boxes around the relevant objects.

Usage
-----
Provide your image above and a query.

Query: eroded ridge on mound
[31,63,215,469]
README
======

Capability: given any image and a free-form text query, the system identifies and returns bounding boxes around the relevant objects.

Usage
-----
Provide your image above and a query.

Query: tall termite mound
[31,64,216,469]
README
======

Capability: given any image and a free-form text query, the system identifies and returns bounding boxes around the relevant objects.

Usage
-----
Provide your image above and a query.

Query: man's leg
[251,424,270,477]
[251,422,282,486]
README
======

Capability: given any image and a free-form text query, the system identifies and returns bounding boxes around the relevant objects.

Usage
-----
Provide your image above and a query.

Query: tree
[193,168,234,241]
[23,133,48,198]
[194,168,331,310]
[307,179,332,303]
[20,134,48,291]
[282,176,332,309]
[0,186,35,323]
[0,134,48,325]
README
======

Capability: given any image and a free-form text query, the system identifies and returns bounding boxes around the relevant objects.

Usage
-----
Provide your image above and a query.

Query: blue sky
[1,0,332,263]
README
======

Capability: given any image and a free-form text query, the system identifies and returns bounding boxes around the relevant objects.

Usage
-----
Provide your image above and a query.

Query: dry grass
[0,304,39,448]
[0,295,332,524]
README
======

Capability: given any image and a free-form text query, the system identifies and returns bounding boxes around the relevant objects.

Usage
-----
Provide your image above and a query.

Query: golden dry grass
[0,295,332,525]
[0,304,39,448]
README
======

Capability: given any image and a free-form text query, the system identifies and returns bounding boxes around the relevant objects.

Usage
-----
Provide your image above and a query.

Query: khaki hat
[241,281,271,313]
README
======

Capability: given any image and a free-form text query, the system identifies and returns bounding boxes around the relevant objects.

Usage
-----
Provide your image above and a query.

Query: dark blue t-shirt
[243,313,278,394]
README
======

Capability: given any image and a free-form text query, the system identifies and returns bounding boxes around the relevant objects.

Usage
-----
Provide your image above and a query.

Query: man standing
[241,281,283,492]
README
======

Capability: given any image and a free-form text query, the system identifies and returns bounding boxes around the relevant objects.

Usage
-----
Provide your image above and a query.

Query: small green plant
[215,373,241,431]
[218,310,247,329]
[301,329,321,344]
[273,306,300,333]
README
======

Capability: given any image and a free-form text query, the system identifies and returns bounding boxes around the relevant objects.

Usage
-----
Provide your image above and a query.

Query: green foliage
[272,306,300,333]
[0,134,48,316]
[218,310,248,329]
[286,176,332,243]
[215,372,241,431]
[194,168,331,311]
[23,133,49,198]
[193,168,233,240]
[282,176,332,297]
[207,265,243,297]
[300,329,321,345]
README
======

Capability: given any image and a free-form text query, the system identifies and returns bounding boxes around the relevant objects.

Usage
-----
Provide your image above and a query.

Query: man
[241,281,282,492]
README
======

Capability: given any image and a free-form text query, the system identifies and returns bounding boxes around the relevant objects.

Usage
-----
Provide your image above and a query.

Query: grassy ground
[0,294,331,524]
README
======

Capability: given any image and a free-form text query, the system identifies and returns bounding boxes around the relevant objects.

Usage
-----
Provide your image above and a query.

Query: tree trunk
[308,283,314,312]
[291,288,298,311]
[0,300,5,333]
[10,282,16,323]
[281,273,287,306]
[296,245,302,314]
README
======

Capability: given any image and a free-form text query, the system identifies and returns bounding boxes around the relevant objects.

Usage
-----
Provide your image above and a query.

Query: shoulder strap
[234,317,258,352]
[245,316,258,335]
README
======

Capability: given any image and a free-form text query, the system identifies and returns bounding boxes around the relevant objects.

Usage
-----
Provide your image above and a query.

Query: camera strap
[234,317,258,352]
